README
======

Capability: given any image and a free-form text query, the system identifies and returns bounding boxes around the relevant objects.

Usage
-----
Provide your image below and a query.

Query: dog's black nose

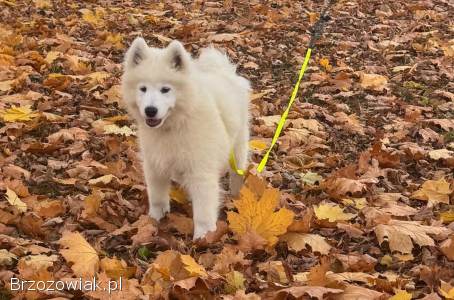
[145,106,158,118]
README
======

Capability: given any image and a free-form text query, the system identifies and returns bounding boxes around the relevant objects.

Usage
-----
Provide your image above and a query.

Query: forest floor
[0,0,453,299]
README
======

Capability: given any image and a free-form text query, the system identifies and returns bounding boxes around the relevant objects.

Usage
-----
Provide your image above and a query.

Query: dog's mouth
[145,118,162,128]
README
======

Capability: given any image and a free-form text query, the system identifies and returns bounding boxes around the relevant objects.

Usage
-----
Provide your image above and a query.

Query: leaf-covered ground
[1,0,454,299]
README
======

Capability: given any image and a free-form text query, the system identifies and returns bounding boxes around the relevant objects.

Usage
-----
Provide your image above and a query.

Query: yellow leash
[229,48,313,175]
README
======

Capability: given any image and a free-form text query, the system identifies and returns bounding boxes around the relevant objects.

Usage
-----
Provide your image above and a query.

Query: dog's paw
[193,221,217,240]
[149,201,170,221]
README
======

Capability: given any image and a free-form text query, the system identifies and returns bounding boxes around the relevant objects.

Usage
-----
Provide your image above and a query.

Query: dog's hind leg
[187,175,220,239]
[144,164,170,221]
[230,133,249,197]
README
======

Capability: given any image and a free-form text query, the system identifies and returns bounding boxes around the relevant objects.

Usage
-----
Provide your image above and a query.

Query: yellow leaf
[319,57,332,71]
[0,105,39,122]
[5,187,27,212]
[249,139,267,151]
[389,290,412,300]
[169,187,187,204]
[180,255,207,277]
[86,71,110,86]
[411,178,453,205]
[440,210,454,223]
[342,197,367,209]
[313,203,355,222]
[80,8,105,27]
[440,280,454,299]
[227,185,294,246]
[59,231,99,278]
[100,257,136,280]
[105,33,124,49]
[103,124,135,136]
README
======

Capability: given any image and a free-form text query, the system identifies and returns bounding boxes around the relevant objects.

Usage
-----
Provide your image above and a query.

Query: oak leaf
[227,186,294,246]
[59,231,99,278]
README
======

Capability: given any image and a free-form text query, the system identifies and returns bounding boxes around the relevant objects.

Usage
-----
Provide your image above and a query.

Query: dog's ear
[167,40,189,70]
[124,37,148,68]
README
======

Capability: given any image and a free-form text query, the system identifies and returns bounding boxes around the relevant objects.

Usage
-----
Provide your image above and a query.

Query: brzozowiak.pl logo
[10,277,123,294]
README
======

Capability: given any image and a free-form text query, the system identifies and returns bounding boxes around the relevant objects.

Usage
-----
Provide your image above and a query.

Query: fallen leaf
[440,236,454,260]
[429,149,453,160]
[0,249,17,266]
[314,203,356,222]
[301,171,323,185]
[80,8,105,27]
[5,187,27,212]
[280,233,331,254]
[389,290,412,300]
[375,220,451,253]
[227,185,294,246]
[0,105,39,122]
[411,178,453,205]
[180,255,207,277]
[59,231,99,278]
[359,73,388,91]
[249,139,268,151]
[100,257,136,280]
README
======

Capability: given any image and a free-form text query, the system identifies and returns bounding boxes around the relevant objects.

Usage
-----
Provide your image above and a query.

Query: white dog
[121,38,250,239]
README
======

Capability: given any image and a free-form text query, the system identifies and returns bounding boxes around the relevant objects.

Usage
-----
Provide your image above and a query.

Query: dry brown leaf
[280,233,331,254]
[59,231,99,278]
[359,73,388,91]
[375,220,451,253]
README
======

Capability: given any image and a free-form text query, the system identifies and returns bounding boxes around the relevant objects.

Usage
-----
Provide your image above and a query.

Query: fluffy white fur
[121,38,250,239]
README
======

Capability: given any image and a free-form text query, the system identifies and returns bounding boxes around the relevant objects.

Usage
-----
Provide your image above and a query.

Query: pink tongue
[146,118,161,127]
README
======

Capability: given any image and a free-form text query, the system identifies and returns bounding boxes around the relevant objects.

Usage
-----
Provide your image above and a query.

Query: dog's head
[121,38,192,129]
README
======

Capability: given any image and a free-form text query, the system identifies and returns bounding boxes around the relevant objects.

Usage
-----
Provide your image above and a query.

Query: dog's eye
[160,87,171,94]
[140,86,147,92]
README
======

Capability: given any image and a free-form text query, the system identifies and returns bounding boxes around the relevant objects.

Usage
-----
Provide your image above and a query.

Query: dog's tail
[197,47,250,90]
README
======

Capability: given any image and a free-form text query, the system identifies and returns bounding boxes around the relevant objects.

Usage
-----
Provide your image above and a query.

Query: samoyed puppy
[121,38,250,239]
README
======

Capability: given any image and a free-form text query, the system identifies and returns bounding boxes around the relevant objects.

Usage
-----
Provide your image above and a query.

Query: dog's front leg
[186,175,220,239]
[143,163,170,221]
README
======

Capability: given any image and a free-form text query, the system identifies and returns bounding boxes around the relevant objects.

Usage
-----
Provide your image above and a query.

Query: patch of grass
[419,96,431,106]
